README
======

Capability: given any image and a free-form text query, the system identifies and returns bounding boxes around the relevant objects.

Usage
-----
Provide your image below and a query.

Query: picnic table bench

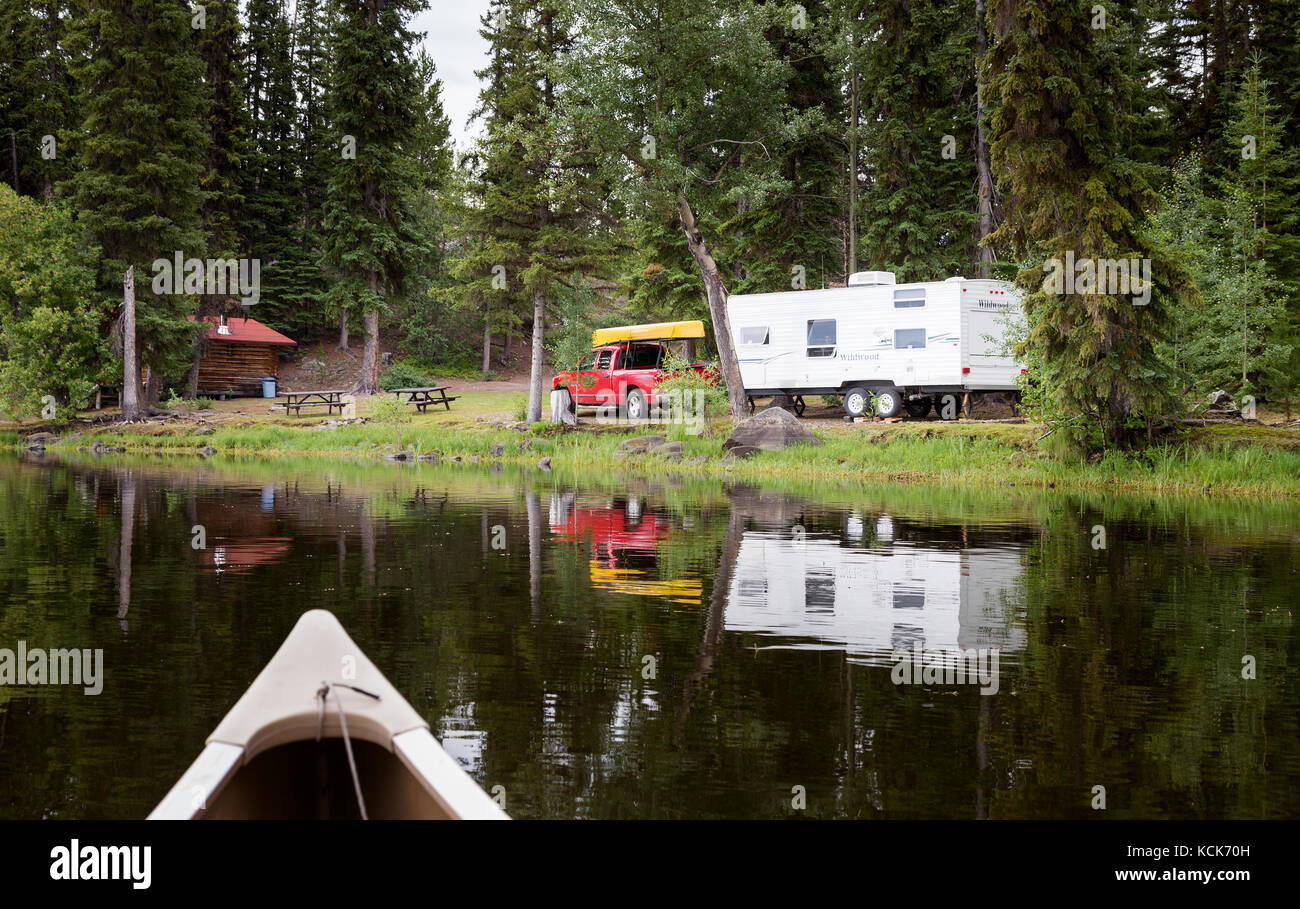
[280,389,348,417]
[390,386,459,413]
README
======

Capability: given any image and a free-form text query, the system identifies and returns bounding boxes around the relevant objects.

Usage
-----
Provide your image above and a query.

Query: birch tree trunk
[121,266,144,421]
[678,193,747,419]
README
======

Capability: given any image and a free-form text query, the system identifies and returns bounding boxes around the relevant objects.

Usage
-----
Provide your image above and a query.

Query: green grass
[9,392,1300,498]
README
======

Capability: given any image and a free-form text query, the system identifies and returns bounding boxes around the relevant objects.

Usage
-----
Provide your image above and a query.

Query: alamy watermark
[151,251,261,306]
[0,642,103,695]
[891,644,1000,695]
[1043,251,1151,305]
[590,385,707,434]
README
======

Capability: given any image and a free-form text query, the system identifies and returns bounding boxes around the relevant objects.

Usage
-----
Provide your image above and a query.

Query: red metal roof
[188,315,297,346]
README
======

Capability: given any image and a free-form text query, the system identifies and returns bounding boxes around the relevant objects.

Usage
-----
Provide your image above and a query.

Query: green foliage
[0,187,107,417]
[368,396,413,423]
[63,0,208,387]
[546,278,598,372]
[378,359,434,391]
[985,0,1197,451]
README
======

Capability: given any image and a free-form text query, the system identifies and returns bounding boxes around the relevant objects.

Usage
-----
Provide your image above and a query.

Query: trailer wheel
[625,387,648,421]
[904,397,932,419]
[843,386,871,418]
[873,388,903,418]
[936,394,961,420]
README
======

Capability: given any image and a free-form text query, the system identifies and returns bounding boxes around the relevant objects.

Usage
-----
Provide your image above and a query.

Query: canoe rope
[315,681,381,820]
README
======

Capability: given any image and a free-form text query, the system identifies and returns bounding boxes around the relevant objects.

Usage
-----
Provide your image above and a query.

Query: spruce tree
[321,0,429,394]
[0,0,77,200]
[985,0,1196,450]
[64,0,208,414]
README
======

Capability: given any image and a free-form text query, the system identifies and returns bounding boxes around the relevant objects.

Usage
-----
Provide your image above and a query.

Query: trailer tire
[936,394,961,420]
[625,387,648,421]
[843,386,872,418]
[904,397,932,419]
[873,387,903,418]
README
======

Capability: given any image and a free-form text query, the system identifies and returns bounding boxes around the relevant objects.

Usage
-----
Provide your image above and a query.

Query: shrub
[379,359,434,391]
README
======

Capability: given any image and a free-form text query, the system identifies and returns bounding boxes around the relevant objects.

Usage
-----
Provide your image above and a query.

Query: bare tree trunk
[482,313,492,378]
[145,365,161,406]
[118,472,136,625]
[121,266,144,420]
[974,0,997,278]
[526,289,547,423]
[7,129,17,195]
[678,193,747,419]
[338,309,350,350]
[526,489,542,623]
[355,271,379,394]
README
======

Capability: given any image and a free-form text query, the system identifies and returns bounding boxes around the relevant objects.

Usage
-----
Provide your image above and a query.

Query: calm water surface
[0,452,1296,819]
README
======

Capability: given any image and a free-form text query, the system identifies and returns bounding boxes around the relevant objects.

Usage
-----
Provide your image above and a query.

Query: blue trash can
[261,376,277,398]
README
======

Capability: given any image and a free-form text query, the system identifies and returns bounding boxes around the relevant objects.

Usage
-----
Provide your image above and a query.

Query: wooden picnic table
[281,389,347,417]
[390,386,459,413]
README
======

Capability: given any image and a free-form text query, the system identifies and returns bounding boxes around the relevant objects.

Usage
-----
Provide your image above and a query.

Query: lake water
[0,452,1296,819]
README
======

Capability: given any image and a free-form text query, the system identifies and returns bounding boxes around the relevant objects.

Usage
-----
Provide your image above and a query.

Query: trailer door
[968,311,1005,366]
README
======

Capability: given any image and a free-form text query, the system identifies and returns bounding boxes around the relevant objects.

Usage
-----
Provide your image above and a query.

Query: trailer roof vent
[945,276,965,282]
[847,270,896,287]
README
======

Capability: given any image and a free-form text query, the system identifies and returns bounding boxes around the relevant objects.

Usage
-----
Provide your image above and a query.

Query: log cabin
[188,315,297,397]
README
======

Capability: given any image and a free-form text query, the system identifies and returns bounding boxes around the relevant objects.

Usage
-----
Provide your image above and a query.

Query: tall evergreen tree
[321,0,429,394]
[0,0,77,200]
[985,0,1196,450]
[64,0,208,415]
[242,0,303,336]
[857,0,977,280]
[188,0,250,395]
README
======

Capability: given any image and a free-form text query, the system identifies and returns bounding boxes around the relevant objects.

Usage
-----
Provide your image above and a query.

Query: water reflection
[727,519,1026,665]
[1,453,1297,820]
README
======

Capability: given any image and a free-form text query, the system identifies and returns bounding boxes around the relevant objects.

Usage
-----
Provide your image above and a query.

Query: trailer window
[895,328,926,349]
[894,288,926,308]
[741,326,769,345]
[806,319,836,357]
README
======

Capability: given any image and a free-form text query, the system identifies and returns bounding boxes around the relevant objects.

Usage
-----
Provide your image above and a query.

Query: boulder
[489,443,505,456]
[198,446,216,458]
[383,451,411,461]
[723,407,821,452]
[22,432,57,444]
[722,445,763,463]
[194,427,215,436]
[1207,389,1237,409]
[538,456,552,471]
[620,435,667,453]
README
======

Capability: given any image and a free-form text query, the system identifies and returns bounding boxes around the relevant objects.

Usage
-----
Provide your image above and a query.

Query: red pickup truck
[552,321,718,419]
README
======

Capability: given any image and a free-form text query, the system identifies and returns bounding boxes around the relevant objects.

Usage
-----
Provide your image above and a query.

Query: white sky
[412,2,493,153]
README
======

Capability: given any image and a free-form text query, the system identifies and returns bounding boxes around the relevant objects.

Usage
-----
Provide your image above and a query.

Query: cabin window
[595,349,614,370]
[895,328,926,349]
[894,288,926,308]
[741,326,769,345]
[806,319,836,357]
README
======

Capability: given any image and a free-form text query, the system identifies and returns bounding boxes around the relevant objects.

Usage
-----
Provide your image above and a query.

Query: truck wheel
[873,387,903,418]
[904,397,932,419]
[936,394,961,420]
[843,386,871,418]
[625,387,647,421]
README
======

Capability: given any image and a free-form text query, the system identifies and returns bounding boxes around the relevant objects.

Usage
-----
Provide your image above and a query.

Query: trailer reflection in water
[726,514,1027,666]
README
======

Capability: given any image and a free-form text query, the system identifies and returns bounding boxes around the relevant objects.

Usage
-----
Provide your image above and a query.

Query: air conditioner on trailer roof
[847,271,896,287]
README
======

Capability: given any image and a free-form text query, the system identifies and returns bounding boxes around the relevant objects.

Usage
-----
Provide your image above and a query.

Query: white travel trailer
[726,271,1025,418]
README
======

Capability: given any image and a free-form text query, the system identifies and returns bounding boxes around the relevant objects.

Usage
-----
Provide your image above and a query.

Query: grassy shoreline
[5,391,1300,498]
